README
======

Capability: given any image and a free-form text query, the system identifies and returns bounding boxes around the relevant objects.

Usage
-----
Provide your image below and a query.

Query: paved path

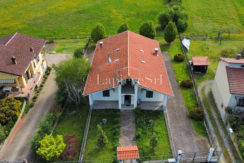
[0,54,70,162]
[119,110,136,146]
[163,52,209,155]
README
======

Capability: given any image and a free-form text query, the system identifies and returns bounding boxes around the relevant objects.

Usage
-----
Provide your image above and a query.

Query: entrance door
[125,95,131,106]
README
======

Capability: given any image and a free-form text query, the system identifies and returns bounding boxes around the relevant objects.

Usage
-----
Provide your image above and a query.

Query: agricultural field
[0,0,166,39]
[183,0,244,35]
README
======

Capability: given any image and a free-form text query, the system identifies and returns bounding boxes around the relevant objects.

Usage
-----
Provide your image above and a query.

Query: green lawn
[187,40,244,85]
[158,38,207,137]
[0,0,166,39]
[53,101,89,161]
[53,39,87,53]
[134,109,172,161]
[83,109,121,162]
[183,0,244,35]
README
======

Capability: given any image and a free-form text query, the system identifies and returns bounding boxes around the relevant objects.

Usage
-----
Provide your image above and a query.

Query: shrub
[240,49,244,57]
[36,135,66,161]
[219,48,236,58]
[180,79,193,88]
[0,124,6,143]
[60,134,79,161]
[0,97,21,125]
[139,22,156,39]
[236,125,244,138]
[29,102,34,108]
[174,54,185,62]
[91,23,105,43]
[164,21,177,43]
[117,24,129,33]
[176,18,188,33]
[73,48,84,58]
[5,120,15,136]
[189,108,204,121]
[229,114,241,131]
[225,107,233,114]
[46,40,54,44]
[150,135,158,150]
[97,124,108,148]
[158,12,170,29]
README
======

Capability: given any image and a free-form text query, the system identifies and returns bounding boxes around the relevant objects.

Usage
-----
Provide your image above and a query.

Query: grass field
[135,109,172,161]
[53,101,89,161]
[183,0,244,35]
[83,109,121,162]
[0,0,166,39]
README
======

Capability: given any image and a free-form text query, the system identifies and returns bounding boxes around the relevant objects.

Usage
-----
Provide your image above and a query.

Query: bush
[176,18,188,33]
[139,22,156,39]
[91,23,105,43]
[174,54,185,62]
[180,79,193,88]
[97,124,108,148]
[150,135,158,150]
[225,107,233,114]
[0,97,21,125]
[229,114,241,131]
[60,134,79,161]
[240,49,244,57]
[5,120,15,136]
[219,48,236,58]
[189,108,204,121]
[46,40,54,44]
[117,24,129,33]
[73,48,84,58]
[158,12,171,29]
[0,124,6,143]
[164,21,177,43]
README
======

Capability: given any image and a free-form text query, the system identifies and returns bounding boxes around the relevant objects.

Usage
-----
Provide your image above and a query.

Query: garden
[83,109,121,162]
[134,108,172,161]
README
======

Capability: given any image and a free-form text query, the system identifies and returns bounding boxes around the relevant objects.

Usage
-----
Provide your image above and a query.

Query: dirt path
[163,52,209,155]
[0,54,70,162]
[119,110,136,146]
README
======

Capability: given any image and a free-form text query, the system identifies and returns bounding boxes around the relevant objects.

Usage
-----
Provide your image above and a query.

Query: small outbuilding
[117,146,139,163]
[191,57,210,73]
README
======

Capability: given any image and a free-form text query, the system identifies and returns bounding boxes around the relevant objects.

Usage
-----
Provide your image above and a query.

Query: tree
[150,135,158,150]
[97,124,108,148]
[158,12,171,29]
[73,48,84,58]
[139,22,156,39]
[117,24,129,33]
[36,135,66,161]
[91,23,105,43]
[164,21,177,44]
[176,18,188,33]
[0,97,21,125]
[54,57,91,105]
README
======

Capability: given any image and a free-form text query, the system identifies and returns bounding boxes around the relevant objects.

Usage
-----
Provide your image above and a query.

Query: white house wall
[92,87,119,101]
[138,86,165,102]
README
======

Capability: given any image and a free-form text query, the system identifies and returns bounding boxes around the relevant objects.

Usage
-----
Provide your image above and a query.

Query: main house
[0,33,46,98]
[83,31,173,110]
[212,55,244,122]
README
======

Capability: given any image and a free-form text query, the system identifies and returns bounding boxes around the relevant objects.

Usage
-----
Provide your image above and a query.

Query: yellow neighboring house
[0,33,47,98]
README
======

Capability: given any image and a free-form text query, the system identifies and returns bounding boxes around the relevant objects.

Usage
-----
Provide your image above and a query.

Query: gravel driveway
[0,54,70,162]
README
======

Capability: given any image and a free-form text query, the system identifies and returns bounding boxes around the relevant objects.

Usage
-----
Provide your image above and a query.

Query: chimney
[155,48,158,55]
[30,47,34,53]
[99,41,103,48]
[11,56,17,64]
[236,54,241,60]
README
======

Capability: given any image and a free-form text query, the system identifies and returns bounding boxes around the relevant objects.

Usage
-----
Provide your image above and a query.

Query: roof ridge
[5,32,18,46]
[127,31,130,76]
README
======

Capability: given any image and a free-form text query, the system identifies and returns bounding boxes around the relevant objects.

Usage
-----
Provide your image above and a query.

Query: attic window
[108,57,112,63]
[115,48,120,51]
[141,60,146,64]
[115,59,119,63]
[140,49,144,53]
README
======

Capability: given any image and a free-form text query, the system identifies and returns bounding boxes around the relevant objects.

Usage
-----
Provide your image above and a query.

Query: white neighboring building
[212,56,244,122]
[83,31,174,110]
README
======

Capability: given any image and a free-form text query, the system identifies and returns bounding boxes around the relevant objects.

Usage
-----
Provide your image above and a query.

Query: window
[37,55,40,63]
[146,91,153,98]
[237,97,244,107]
[33,62,36,68]
[41,64,45,71]
[103,90,110,97]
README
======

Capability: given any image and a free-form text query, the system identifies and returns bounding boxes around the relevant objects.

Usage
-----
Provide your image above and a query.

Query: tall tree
[54,57,91,105]
[164,21,177,44]
[91,23,105,43]
[36,135,66,161]
[117,24,129,33]
[139,22,156,39]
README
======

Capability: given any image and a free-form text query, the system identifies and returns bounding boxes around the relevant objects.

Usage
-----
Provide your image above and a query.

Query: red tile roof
[226,67,244,95]
[83,31,173,96]
[192,57,210,66]
[220,58,244,64]
[0,33,46,76]
[117,146,139,160]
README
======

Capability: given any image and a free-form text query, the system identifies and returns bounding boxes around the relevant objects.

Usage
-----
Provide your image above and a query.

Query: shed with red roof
[191,57,210,73]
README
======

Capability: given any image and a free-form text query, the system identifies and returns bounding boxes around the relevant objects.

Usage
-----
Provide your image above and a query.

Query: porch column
[163,95,168,111]
[89,94,93,109]
[134,84,138,108]
[16,79,21,91]
[118,85,122,109]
